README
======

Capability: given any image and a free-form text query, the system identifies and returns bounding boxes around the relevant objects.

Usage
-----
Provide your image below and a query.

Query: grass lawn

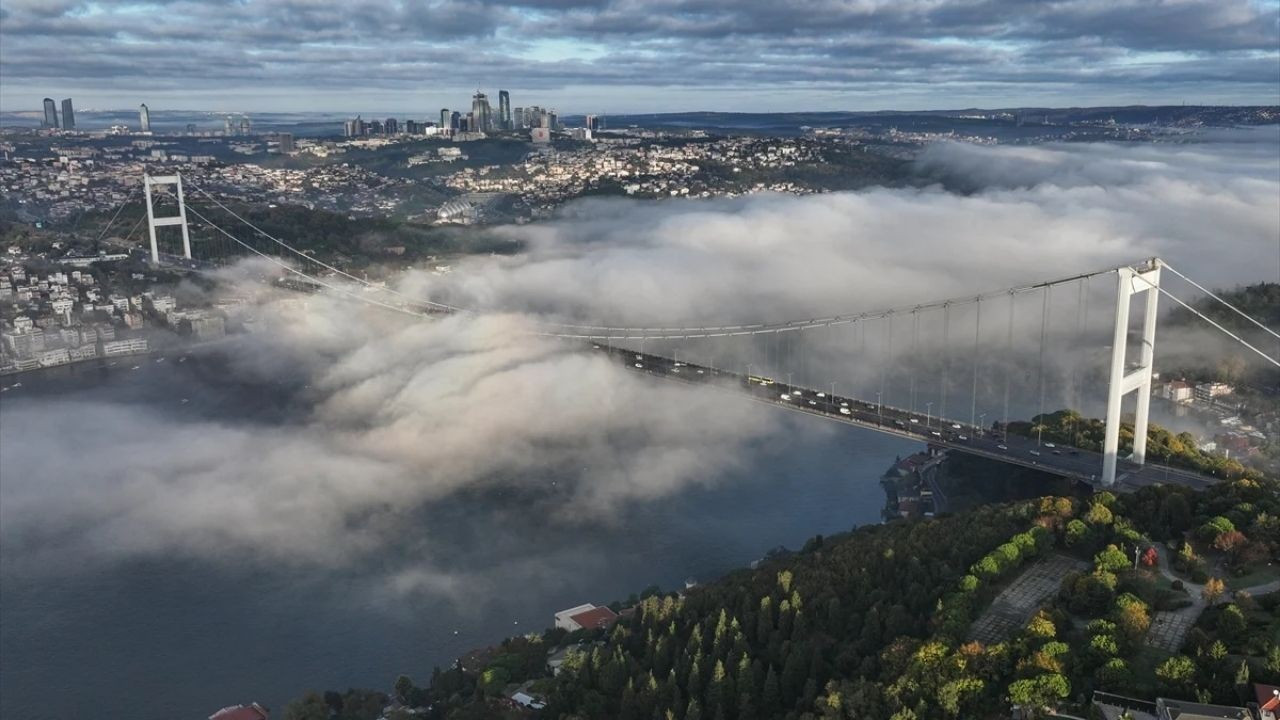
[1225,565,1280,591]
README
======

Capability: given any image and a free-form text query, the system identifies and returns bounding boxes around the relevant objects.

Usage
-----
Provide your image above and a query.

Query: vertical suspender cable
[911,309,919,412]
[941,303,951,420]
[1003,291,1015,440]
[971,298,981,428]
[1037,285,1050,442]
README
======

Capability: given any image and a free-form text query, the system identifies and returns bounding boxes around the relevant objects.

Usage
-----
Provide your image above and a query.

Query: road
[601,345,1218,493]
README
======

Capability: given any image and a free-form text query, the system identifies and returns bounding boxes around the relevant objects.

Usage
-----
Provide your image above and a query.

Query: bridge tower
[143,173,192,264]
[1101,258,1161,486]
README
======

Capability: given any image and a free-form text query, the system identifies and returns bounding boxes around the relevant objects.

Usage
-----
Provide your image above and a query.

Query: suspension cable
[1162,261,1280,340]
[1129,270,1280,368]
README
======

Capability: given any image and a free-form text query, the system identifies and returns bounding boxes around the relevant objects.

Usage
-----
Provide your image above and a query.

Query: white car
[839,407,851,415]
[910,418,919,424]
[951,423,962,430]
[634,363,643,368]
[808,400,817,406]
[957,435,968,441]
[635,354,643,360]
[780,393,791,401]
[1029,450,1041,457]
[930,431,942,438]
[1044,442,1056,448]
[840,402,849,408]
[997,444,1008,450]
[817,392,826,398]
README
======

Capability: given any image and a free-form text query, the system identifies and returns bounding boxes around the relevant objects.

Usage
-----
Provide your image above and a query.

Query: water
[0,355,915,719]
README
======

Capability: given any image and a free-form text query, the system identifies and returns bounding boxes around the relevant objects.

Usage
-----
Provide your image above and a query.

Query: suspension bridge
[95,173,1280,491]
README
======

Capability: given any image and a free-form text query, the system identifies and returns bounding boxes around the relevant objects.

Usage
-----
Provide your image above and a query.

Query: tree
[1203,577,1226,604]
[1065,519,1090,547]
[394,674,414,704]
[1085,503,1114,526]
[1217,604,1247,640]
[1094,545,1130,573]
[1156,656,1196,695]
[1141,547,1159,567]
[1008,674,1069,716]
[284,692,333,720]
[1095,658,1133,690]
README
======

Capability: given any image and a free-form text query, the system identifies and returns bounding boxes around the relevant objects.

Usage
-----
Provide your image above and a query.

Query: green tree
[1094,545,1130,573]
[1008,674,1069,717]
[1156,656,1196,695]
[283,692,331,720]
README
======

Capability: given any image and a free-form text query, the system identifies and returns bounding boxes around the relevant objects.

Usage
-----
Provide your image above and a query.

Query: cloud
[1,136,1276,598]
[0,0,1277,111]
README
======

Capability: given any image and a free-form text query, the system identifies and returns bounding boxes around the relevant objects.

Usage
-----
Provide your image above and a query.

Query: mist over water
[2,134,1278,717]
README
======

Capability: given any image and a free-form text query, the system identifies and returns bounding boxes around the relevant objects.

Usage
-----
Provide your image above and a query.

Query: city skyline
[1,0,1278,113]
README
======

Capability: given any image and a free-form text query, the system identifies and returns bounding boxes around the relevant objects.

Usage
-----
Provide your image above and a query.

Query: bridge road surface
[598,345,1217,493]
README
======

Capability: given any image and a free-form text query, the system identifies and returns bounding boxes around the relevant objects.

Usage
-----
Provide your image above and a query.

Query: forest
[283,472,1280,720]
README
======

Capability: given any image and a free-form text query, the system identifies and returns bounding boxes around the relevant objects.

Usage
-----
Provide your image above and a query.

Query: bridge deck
[602,345,1217,493]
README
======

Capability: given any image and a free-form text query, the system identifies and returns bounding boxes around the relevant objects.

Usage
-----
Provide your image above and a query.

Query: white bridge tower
[143,173,191,264]
[1101,258,1161,486]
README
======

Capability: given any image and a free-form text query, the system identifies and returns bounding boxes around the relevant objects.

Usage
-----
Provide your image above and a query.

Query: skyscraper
[384,118,398,134]
[450,111,461,130]
[498,90,511,130]
[471,90,492,132]
[42,98,59,129]
[61,99,75,130]
[239,117,252,135]
[139,103,151,133]
[513,107,525,129]
[224,116,234,135]
[440,108,450,129]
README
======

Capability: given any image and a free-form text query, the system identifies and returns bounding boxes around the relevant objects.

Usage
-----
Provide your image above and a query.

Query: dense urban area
[2,100,1279,720]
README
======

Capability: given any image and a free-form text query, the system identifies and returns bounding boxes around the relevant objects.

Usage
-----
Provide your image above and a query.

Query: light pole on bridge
[925,401,933,428]
[978,412,987,436]
[876,391,883,425]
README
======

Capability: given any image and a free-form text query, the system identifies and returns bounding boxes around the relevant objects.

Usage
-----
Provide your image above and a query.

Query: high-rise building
[450,111,461,130]
[404,120,419,135]
[440,108,450,129]
[239,117,251,135]
[548,110,558,131]
[384,118,398,135]
[370,120,384,135]
[139,103,151,133]
[512,107,525,129]
[224,116,234,135]
[585,114,598,132]
[498,90,511,130]
[471,90,492,132]
[42,98,59,129]
[60,99,75,130]
[277,133,295,152]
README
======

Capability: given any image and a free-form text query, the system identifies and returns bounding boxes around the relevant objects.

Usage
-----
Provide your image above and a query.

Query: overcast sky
[1,0,1278,114]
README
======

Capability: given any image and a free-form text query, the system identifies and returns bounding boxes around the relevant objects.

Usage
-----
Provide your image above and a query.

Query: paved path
[969,554,1088,644]
[1146,544,1280,652]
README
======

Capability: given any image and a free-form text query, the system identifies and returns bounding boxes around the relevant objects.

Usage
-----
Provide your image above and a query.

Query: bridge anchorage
[122,172,1278,492]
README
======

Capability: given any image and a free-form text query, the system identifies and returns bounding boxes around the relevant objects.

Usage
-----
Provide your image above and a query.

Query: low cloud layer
[2,136,1277,597]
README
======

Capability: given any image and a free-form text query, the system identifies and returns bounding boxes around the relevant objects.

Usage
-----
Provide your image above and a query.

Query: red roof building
[1255,684,1279,720]
[568,606,618,631]
[209,703,269,720]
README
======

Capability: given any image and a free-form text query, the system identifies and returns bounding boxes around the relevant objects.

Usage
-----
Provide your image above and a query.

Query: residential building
[1195,382,1233,401]
[1160,380,1194,403]
[209,703,269,720]
[1256,684,1279,720]
[553,603,619,632]
[1154,697,1252,719]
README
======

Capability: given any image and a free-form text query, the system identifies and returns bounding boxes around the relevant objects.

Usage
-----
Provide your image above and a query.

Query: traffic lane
[608,346,1211,487]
